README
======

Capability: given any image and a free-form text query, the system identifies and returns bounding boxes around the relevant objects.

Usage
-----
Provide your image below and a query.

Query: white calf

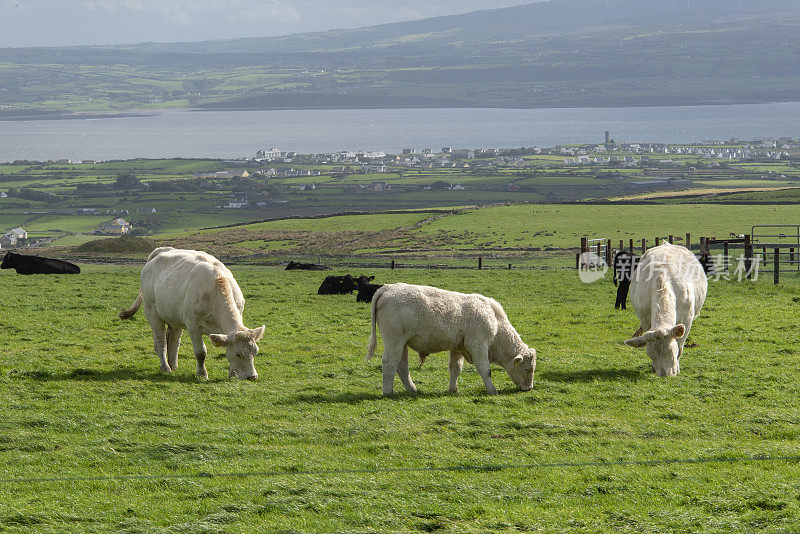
[366,283,536,395]
[625,242,707,377]
[119,247,265,380]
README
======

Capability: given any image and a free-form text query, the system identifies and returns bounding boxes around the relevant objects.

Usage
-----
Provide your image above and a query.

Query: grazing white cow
[119,247,265,380]
[366,283,536,395]
[625,242,707,377]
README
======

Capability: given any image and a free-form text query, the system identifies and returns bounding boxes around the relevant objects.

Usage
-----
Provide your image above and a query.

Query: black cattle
[1,251,80,275]
[286,261,330,271]
[612,251,640,310]
[318,274,359,294]
[696,252,716,277]
[356,275,383,303]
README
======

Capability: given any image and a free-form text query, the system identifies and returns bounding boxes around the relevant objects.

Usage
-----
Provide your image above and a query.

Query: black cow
[356,275,383,303]
[318,274,358,294]
[612,250,640,310]
[286,261,330,271]
[696,252,716,277]
[1,251,80,274]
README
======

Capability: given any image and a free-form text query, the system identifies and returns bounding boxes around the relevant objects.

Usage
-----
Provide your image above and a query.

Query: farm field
[1,265,799,532]
[159,203,800,261]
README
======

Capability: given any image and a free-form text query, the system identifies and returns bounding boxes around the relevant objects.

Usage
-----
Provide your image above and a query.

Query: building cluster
[0,227,27,249]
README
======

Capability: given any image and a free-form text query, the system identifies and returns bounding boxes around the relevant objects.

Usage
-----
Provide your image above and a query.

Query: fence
[577,232,772,282]
[751,225,800,274]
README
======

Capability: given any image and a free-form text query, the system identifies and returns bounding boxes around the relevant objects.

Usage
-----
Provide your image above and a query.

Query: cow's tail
[119,291,143,320]
[365,286,386,360]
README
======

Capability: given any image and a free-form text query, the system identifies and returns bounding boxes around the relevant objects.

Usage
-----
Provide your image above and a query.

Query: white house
[97,218,133,235]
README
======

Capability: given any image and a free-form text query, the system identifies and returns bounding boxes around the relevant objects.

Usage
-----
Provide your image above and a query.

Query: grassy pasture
[166,203,800,258]
[1,265,800,532]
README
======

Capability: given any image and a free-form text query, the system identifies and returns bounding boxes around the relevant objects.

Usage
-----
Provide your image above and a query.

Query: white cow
[119,247,265,380]
[366,283,536,395]
[624,242,707,377]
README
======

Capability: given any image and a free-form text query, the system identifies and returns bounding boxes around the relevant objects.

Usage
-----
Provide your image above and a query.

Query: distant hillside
[2,0,800,116]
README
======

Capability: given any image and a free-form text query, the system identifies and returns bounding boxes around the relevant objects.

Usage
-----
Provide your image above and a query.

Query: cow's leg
[448,351,464,393]
[381,343,403,395]
[144,310,170,373]
[187,329,208,379]
[617,280,630,310]
[396,346,417,393]
[166,325,182,370]
[466,341,497,395]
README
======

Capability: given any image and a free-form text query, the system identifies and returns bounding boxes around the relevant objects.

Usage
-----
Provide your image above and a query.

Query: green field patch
[0,266,799,531]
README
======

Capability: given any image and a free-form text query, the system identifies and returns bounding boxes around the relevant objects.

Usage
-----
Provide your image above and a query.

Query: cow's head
[341,274,358,292]
[625,324,685,377]
[0,252,14,269]
[504,347,536,391]
[356,275,375,288]
[209,325,266,381]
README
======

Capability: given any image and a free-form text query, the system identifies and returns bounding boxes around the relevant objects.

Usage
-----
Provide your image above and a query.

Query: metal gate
[751,225,800,272]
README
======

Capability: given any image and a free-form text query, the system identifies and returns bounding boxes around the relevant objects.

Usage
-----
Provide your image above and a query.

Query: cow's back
[630,243,707,323]
[376,283,498,352]
[141,248,243,328]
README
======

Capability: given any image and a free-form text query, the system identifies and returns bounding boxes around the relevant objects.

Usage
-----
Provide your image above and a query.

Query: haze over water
[2,102,799,162]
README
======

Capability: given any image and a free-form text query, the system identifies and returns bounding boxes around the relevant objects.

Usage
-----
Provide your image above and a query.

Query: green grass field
[161,203,800,260]
[1,264,799,532]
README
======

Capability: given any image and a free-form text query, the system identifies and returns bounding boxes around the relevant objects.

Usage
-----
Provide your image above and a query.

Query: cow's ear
[671,324,686,338]
[369,276,375,281]
[513,354,523,366]
[624,335,648,348]
[253,325,266,341]
[209,334,228,347]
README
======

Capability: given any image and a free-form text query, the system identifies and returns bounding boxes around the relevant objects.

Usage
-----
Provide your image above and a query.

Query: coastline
[3,97,800,122]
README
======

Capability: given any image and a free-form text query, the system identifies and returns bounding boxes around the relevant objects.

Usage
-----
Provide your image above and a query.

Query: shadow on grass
[539,367,646,383]
[281,387,529,405]
[10,367,226,384]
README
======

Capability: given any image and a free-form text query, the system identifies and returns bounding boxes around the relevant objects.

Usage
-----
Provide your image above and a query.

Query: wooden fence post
[685,233,691,250]
[629,239,634,252]
[774,248,780,285]
[606,239,612,266]
[579,237,588,269]
[575,253,580,269]
[668,234,674,244]
[478,257,482,270]
[641,238,646,253]
[744,234,752,279]
[655,236,661,246]
[391,259,395,270]
[723,241,729,272]
[619,239,624,251]
[508,263,512,270]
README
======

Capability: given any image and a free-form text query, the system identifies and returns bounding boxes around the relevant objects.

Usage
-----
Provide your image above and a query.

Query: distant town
[1,135,799,250]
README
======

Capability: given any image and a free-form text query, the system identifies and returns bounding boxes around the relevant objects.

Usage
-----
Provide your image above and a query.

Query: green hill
[3,0,800,116]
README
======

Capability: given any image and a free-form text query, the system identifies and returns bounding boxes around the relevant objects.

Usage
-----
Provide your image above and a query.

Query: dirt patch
[74,236,157,254]
[608,186,800,201]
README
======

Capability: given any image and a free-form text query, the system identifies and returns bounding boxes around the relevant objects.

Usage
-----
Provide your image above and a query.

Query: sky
[0,0,534,48]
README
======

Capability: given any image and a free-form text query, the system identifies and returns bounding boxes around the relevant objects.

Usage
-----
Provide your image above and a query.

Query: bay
[1,103,799,162]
